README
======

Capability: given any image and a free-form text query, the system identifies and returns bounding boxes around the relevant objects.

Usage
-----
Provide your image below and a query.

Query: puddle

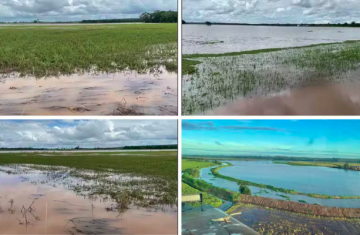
[207,81,360,115]
[0,69,177,116]
[0,165,177,234]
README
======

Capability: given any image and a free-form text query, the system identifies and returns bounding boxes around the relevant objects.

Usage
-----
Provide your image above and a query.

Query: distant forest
[182,20,360,27]
[0,145,177,151]
[183,155,360,163]
[0,11,177,24]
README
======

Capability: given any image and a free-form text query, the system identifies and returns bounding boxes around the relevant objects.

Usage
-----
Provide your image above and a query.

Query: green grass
[182,159,218,171]
[0,151,177,180]
[183,59,202,75]
[0,23,177,77]
[182,182,223,208]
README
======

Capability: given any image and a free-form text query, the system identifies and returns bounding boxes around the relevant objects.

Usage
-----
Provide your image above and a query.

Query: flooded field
[182,41,360,115]
[0,23,177,115]
[200,164,360,208]
[183,25,360,54]
[0,164,177,234]
[0,69,176,115]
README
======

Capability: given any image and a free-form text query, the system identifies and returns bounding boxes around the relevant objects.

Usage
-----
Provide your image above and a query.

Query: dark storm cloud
[182,0,360,24]
[0,120,177,148]
[0,0,177,22]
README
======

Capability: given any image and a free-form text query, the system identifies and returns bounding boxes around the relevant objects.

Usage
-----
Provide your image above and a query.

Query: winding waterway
[199,161,360,208]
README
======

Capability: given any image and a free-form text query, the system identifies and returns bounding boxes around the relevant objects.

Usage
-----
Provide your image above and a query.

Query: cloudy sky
[183,0,360,24]
[183,119,360,159]
[0,0,177,22]
[0,120,177,148]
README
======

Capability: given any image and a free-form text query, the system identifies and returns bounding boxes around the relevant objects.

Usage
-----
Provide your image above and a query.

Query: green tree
[205,21,212,26]
[239,185,252,195]
[344,163,350,169]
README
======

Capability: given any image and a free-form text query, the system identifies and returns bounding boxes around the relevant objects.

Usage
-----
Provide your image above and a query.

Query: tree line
[140,11,177,23]
[1,10,177,24]
[183,20,360,27]
[0,145,177,151]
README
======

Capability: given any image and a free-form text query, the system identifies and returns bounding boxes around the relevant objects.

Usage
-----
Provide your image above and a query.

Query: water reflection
[0,165,177,234]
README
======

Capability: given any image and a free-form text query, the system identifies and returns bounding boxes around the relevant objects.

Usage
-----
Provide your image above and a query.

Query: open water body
[199,161,360,208]
[183,25,360,54]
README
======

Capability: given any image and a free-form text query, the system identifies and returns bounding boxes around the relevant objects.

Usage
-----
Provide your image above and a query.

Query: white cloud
[0,0,177,22]
[183,0,360,23]
[0,120,177,148]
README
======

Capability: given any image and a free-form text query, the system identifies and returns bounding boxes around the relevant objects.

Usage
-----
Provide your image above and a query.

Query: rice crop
[182,41,360,115]
[0,24,177,77]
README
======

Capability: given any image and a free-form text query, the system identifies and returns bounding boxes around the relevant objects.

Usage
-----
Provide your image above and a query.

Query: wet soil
[0,70,177,116]
[232,205,360,235]
[207,82,360,115]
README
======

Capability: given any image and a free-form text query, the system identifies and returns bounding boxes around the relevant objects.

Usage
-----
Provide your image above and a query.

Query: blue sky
[182,120,360,159]
[0,120,177,148]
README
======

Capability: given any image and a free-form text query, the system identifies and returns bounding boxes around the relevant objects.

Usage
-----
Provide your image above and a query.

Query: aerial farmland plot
[0,23,177,115]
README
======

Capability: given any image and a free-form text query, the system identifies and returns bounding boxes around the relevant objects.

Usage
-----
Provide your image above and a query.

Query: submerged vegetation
[182,40,360,114]
[0,152,177,219]
[0,24,177,77]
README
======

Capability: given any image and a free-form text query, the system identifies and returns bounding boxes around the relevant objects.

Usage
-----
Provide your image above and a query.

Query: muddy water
[0,69,177,116]
[207,82,360,115]
[183,25,360,54]
[0,165,177,234]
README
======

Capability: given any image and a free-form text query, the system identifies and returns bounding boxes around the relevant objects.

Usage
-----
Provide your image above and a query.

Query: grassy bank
[182,182,223,208]
[0,151,177,180]
[182,159,218,171]
[211,164,360,199]
[0,24,177,77]
[182,40,360,114]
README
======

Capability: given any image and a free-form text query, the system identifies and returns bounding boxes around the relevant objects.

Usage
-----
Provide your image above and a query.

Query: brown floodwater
[207,82,360,115]
[0,166,177,234]
[0,69,177,116]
